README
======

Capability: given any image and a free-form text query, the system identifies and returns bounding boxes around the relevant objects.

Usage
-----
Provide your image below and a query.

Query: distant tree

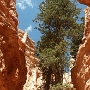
[34,0,84,90]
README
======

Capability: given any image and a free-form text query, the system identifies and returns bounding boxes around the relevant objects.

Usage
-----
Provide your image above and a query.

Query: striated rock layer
[0,0,27,90]
[71,1,90,90]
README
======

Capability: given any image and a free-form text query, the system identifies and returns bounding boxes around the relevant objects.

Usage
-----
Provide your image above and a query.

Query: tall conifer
[34,0,84,89]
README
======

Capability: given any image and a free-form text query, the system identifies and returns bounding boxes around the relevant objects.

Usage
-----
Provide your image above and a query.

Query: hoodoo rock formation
[0,0,41,90]
[71,0,90,90]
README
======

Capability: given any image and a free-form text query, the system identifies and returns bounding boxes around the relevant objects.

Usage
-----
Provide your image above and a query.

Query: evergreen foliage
[34,0,84,90]
[50,83,76,90]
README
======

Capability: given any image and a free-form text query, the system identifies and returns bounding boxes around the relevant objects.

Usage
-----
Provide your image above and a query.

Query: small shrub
[50,83,76,90]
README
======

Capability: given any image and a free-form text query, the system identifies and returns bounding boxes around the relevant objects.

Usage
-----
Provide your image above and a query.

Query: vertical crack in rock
[71,0,90,90]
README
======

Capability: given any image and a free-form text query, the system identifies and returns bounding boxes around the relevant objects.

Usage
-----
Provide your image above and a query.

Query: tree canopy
[34,0,84,90]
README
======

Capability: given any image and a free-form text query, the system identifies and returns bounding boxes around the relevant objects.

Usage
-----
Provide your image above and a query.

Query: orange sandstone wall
[0,1,42,90]
[78,0,90,6]
[71,0,90,90]
[0,0,27,90]
[18,30,42,90]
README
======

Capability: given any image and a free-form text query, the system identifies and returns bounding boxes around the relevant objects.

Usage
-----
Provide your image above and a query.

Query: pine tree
[34,0,84,90]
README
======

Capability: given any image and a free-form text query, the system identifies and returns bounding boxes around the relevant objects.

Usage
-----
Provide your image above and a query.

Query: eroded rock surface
[0,0,27,90]
[0,1,42,90]
[18,30,42,90]
[71,2,90,90]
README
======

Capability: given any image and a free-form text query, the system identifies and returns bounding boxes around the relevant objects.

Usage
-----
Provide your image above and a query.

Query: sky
[16,0,86,43]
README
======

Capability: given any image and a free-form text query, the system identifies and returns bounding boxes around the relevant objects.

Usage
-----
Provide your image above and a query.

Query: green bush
[50,83,76,90]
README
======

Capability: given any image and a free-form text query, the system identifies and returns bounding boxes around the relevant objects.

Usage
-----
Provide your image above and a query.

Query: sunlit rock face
[0,0,42,90]
[18,30,42,90]
[71,6,90,90]
[63,56,75,89]
[78,0,90,6]
[0,0,27,90]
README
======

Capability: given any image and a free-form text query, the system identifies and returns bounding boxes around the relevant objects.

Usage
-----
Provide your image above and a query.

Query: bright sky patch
[25,25,32,32]
[16,0,33,10]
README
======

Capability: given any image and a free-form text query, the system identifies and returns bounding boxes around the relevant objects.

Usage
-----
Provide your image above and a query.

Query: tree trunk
[55,67,63,84]
[44,67,52,90]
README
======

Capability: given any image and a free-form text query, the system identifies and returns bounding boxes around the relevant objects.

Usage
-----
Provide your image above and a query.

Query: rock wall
[71,0,90,90]
[78,0,90,6]
[18,30,42,90]
[0,0,27,90]
[0,1,42,90]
